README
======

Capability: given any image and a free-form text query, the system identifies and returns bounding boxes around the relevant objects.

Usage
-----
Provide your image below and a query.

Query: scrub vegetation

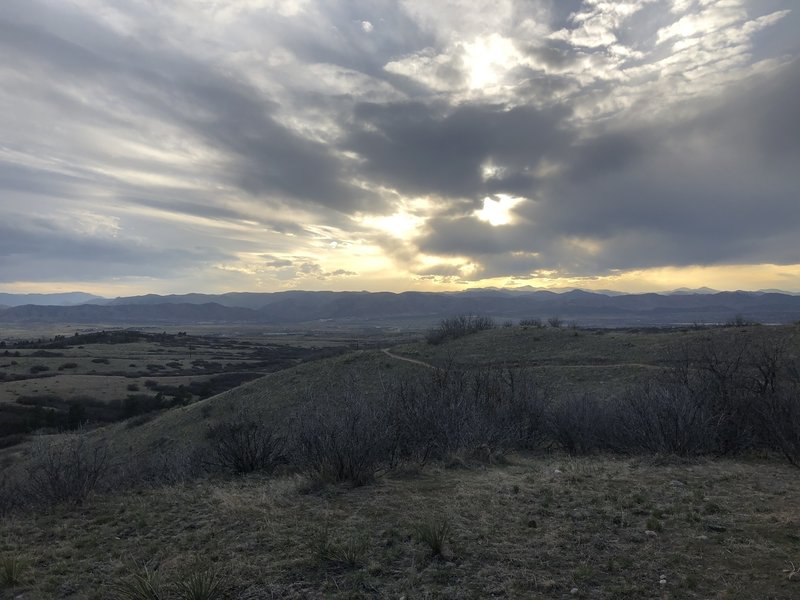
[1,321,799,598]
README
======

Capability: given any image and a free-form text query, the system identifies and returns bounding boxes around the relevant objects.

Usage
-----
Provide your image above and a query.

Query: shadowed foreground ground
[1,454,799,599]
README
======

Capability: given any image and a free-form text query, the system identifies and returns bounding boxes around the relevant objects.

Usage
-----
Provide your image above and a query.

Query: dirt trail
[381,348,438,370]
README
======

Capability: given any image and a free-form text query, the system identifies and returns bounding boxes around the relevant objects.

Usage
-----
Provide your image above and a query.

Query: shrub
[206,411,285,474]
[759,390,800,468]
[426,315,495,345]
[607,383,718,456]
[91,358,110,364]
[519,318,543,328]
[29,364,50,374]
[26,434,109,505]
[290,393,391,486]
[547,316,563,328]
[59,362,78,370]
[547,394,607,454]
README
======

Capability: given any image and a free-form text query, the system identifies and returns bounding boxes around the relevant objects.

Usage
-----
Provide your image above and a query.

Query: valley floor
[2,454,799,599]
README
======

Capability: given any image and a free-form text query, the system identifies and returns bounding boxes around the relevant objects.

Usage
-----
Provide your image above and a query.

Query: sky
[1,0,799,296]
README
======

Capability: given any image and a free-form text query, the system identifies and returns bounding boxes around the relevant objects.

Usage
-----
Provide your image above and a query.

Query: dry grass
[1,455,799,598]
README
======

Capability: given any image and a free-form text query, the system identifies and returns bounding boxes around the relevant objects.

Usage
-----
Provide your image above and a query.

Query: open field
[2,455,799,599]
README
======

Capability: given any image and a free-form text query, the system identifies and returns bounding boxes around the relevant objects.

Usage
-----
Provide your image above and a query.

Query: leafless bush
[547,316,563,328]
[111,442,205,489]
[760,390,800,467]
[426,315,496,345]
[385,367,549,464]
[607,383,719,455]
[519,318,543,328]
[547,394,607,454]
[0,472,22,516]
[206,410,285,474]
[26,434,108,505]
[289,392,392,486]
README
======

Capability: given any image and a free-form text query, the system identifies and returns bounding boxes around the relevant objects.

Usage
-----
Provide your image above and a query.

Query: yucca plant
[110,563,166,600]
[175,569,226,600]
[414,516,451,556]
[0,554,26,588]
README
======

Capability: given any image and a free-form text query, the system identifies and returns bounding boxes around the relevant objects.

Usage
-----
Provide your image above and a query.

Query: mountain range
[1,289,800,327]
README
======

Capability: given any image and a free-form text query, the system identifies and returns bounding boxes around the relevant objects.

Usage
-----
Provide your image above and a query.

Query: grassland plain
[1,455,799,598]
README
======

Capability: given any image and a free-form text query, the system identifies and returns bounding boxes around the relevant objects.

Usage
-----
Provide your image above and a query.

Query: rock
[704,522,727,532]
[570,588,579,595]
[554,469,563,474]
[645,530,658,537]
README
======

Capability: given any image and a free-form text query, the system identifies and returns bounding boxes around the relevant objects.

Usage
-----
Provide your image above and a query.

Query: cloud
[0,0,798,293]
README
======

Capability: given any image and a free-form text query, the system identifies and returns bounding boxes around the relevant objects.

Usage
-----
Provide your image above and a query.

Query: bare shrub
[26,433,108,505]
[384,367,549,465]
[289,392,392,486]
[760,390,800,467]
[0,473,22,516]
[206,410,285,474]
[426,315,495,345]
[111,442,204,489]
[547,394,606,454]
[607,383,718,456]
[547,316,563,328]
[519,318,543,328]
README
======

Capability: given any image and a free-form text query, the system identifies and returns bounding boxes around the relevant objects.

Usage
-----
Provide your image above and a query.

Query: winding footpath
[381,348,438,370]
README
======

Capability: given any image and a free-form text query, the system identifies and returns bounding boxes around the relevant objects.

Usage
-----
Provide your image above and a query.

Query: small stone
[527,519,538,528]
[696,535,708,540]
[645,530,658,537]
[570,588,579,595]
[554,469,563,474]
[659,580,667,585]
[660,574,666,580]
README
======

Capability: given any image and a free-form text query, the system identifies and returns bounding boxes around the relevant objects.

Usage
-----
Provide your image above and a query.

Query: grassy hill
[1,323,799,598]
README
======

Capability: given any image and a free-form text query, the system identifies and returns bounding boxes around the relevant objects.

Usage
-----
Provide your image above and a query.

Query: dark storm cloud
[347,101,571,199]
[416,58,800,279]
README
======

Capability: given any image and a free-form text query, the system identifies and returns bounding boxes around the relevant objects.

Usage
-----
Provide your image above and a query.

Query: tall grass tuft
[175,569,226,600]
[110,563,165,600]
[0,554,26,588]
[414,516,451,556]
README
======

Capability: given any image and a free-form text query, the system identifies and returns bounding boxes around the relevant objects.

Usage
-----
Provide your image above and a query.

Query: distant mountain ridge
[2,289,800,327]
[0,292,104,307]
